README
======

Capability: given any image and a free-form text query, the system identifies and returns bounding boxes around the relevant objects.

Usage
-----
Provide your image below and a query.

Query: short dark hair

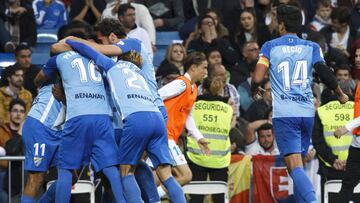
[9,98,26,112]
[94,18,127,39]
[256,123,273,134]
[184,52,207,72]
[330,6,351,24]
[58,20,94,40]
[15,44,31,56]
[315,0,331,9]
[277,4,302,33]
[6,65,23,78]
[335,64,351,73]
[118,3,135,17]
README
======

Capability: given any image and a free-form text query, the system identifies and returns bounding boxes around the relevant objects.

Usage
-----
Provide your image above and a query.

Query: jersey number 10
[277,60,308,91]
[71,58,102,83]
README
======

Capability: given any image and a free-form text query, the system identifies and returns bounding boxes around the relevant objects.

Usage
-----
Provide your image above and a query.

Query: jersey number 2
[277,60,308,91]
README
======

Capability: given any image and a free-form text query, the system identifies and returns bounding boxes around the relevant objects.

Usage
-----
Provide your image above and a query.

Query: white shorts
[146,139,187,167]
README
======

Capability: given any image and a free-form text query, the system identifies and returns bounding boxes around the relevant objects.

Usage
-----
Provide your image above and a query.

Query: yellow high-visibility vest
[187,100,233,168]
[317,101,354,167]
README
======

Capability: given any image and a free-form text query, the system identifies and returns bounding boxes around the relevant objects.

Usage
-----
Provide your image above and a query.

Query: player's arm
[34,56,58,87]
[314,62,348,104]
[66,39,114,72]
[251,56,268,94]
[158,79,186,101]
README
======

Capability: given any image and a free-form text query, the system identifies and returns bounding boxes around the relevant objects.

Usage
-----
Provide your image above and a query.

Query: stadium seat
[153,48,166,68]
[156,31,181,46]
[37,29,58,43]
[32,53,50,66]
[182,181,229,203]
[47,180,96,203]
[324,179,360,203]
[0,53,15,67]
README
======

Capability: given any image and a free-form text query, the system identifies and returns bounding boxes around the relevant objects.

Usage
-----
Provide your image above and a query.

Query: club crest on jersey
[34,156,43,167]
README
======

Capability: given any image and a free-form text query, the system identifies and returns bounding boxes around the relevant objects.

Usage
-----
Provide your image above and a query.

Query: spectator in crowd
[69,0,106,26]
[0,0,37,52]
[321,64,355,105]
[0,99,25,203]
[118,3,153,60]
[351,45,360,83]
[156,42,186,80]
[308,0,332,32]
[237,62,255,116]
[187,14,238,68]
[230,8,271,57]
[32,0,67,30]
[157,62,180,88]
[199,64,240,117]
[136,0,184,31]
[244,79,272,122]
[229,41,260,87]
[351,0,360,32]
[203,9,229,39]
[0,44,41,97]
[101,0,156,47]
[307,32,349,72]
[313,80,354,203]
[320,6,358,57]
[206,47,222,67]
[0,66,32,123]
[229,127,246,154]
[245,121,279,155]
[186,75,234,203]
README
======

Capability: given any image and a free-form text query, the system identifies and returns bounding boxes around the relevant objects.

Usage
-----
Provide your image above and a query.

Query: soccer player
[65,39,186,203]
[21,80,65,203]
[156,51,210,197]
[34,40,125,203]
[251,4,348,203]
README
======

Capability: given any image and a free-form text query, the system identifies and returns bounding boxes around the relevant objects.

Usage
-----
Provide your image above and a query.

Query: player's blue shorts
[114,128,123,145]
[158,105,168,123]
[272,117,314,157]
[119,111,172,168]
[23,116,61,172]
[58,115,120,172]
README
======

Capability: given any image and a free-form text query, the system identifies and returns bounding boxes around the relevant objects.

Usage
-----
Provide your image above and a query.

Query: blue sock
[293,183,306,203]
[135,161,160,203]
[20,194,36,203]
[55,169,72,203]
[163,176,186,203]
[102,166,126,203]
[290,167,317,202]
[38,181,57,203]
[122,174,143,203]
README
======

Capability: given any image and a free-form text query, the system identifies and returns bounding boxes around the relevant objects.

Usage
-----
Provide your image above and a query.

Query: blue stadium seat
[32,53,50,66]
[156,31,181,46]
[33,43,52,53]
[0,53,15,67]
[153,48,166,68]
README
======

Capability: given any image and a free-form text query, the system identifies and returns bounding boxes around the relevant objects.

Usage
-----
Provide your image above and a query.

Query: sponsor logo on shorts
[34,156,42,167]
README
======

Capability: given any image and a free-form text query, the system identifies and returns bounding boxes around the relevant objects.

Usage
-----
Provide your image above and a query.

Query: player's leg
[91,115,125,203]
[168,139,192,186]
[273,117,317,203]
[135,160,160,203]
[21,172,44,203]
[120,164,143,203]
[147,113,186,203]
[338,146,360,202]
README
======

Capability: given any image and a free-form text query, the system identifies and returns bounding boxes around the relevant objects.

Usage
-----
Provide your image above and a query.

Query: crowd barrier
[0,156,25,203]
[0,155,320,203]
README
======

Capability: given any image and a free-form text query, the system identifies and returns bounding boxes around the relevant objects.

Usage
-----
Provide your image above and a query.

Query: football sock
[135,161,160,203]
[102,166,126,203]
[55,169,72,203]
[20,194,36,203]
[122,174,143,203]
[290,167,317,202]
[293,183,306,203]
[163,176,186,203]
[38,181,56,203]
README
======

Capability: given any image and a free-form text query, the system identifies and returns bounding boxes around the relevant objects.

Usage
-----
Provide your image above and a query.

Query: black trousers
[338,146,360,203]
[188,161,228,203]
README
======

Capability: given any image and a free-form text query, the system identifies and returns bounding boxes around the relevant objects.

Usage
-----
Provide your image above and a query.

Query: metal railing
[0,156,25,203]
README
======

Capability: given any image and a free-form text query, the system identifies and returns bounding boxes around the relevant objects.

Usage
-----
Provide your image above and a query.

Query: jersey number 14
[277,60,308,91]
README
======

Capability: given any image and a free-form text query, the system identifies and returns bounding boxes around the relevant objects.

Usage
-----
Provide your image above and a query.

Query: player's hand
[334,126,348,139]
[52,83,66,103]
[338,93,349,104]
[197,138,211,155]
